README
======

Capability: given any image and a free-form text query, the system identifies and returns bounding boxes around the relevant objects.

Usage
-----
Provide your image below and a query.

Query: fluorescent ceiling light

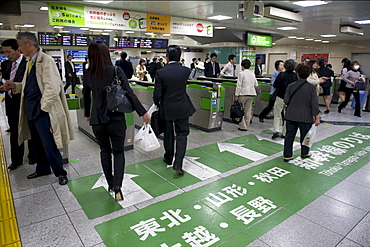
[320,34,336,37]
[305,38,314,41]
[272,43,276,45]
[53,26,64,29]
[207,15,233,20]
[288,36,297,38]
[0,23,3,26]
[163,33,171,36]
[314,39,322,42]
[292,1,330,7]
[355,19,370,25]
[340,25,364,36]
[23,24,35,28]
[83,0,113,4]
[145,32,154,35]
[296,37,305,39]
[39,6,48,11]
[14,25,24,28]
[100,32,109,35]
[146,51,152,53]
[91,29,103,32]
[214,26,226,29]
[277,26,297,30]
[80,27,89,30]
[103,29,113,32]
[125,31,134,34]
[60,30,70,33]
[322,41,329,43]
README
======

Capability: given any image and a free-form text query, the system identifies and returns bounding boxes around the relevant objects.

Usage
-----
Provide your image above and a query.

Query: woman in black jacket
[84,41,150,201]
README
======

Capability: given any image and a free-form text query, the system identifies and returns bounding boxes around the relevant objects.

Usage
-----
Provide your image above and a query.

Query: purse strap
[287,81,306,105]
[112,66,121,84]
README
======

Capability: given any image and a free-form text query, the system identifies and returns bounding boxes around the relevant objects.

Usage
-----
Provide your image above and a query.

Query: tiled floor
[2,98,370,247]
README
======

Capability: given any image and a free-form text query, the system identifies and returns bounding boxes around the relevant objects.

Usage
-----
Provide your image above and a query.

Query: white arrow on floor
[217,143,268,161]
[92,173,153,208]
[255,134,300,146]
[177,156,221,180]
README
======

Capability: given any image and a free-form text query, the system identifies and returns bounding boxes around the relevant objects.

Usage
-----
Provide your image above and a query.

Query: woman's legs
[353,90,361,116]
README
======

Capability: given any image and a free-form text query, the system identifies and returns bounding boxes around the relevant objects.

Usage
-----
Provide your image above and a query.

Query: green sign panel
[47,2,85,27]
[92,126,370,246]
[241,50,256,72]
[247,33,272,47]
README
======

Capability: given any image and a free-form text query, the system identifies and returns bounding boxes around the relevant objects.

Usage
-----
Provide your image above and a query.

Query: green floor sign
[69,127,370,246]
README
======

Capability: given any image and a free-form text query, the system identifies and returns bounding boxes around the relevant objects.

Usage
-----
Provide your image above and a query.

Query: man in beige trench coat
[3,32,74,185]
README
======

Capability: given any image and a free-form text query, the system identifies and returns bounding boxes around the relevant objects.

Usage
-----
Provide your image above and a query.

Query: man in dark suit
[64,54,76,94]
[204,53,221,78]
[153,45,196,176]
[149,57,159,81]
[0,39,35,170]
[115,51,133,79]
[55,58,62,78]
[255,57,262,76]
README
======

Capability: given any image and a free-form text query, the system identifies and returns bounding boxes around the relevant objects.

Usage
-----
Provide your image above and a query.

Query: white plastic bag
[147,103,159,117]
[303,124,317,148]
[134,123,160,151]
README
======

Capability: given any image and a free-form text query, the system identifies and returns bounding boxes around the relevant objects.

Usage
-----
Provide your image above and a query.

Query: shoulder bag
[105,66,133,113]
[355,81,367,91]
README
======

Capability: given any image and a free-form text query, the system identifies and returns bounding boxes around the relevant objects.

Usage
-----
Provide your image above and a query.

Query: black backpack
[230,101,244,124]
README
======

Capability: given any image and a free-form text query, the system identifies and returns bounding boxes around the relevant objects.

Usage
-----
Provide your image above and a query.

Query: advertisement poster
[84,7,146,31]
[47,2,85,27]
[301,53,329,63]
[241,49,256,71]
[147,14,171,33]
[171,17,213,37]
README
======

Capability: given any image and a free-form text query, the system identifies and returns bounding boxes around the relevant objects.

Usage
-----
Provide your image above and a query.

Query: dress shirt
[69,61,75,72]
[221,62,234,76]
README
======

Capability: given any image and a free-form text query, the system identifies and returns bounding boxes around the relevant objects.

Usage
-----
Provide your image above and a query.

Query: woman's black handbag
[230,101,244,124]
[355,81,367,91]
[106,66,133,113]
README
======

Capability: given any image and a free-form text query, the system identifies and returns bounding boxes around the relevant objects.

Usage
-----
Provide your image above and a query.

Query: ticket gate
[254,82,273,118]
[187,80,225,132]
[75,85,135,150]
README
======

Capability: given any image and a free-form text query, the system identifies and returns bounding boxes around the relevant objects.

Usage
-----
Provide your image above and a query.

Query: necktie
[8,61,17,97]
[28,60,34,74]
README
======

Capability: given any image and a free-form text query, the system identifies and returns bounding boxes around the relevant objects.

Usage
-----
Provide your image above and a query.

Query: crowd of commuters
[0,31,367,202]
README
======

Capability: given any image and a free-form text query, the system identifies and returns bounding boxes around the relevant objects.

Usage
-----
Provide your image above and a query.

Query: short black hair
[284,59,296,72]
[326,64,332,69]
[274,60,284,71]
[166,45,181,61]
[296,64,311,79]
[153,57,157,62]
[256,57,261,61]
[318,59,325,67]
[228,54,236,61]
[1,39,18,51]
[241,59,251,69]
[67,54,72,58]
[120,51,127,59]
[192,58,197,62]
[210,53,217,58]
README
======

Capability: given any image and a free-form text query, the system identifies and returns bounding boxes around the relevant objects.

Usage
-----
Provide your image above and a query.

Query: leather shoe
[238,128,248,131]
[27,171,51,179]
[58,175,68,185]
[175,169,184,175]
[259,118,264,123]
[8,163,22,170]
[163,158,172,165]
[28,159,36,165]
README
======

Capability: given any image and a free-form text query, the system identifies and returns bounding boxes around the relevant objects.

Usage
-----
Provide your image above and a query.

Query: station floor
[1,100,370,247]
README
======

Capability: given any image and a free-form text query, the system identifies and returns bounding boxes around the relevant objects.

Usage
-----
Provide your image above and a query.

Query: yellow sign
[147,14,171,33]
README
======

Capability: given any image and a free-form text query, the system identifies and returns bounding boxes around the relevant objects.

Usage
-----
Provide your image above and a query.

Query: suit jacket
[255,64,262,76]
[115,59,133,79]
[0,56,27,116]
[64,60,76,78]
[15,48,75,148]
[153,62,196,121]
[204,61,220,77]
[83,64,146,125]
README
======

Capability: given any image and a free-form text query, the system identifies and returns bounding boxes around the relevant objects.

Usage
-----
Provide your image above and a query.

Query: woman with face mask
[338,61,363,117]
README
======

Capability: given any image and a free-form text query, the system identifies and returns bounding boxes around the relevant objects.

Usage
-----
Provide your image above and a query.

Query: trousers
[273,96,286,135]
[238,95,254,130]
[284,120,312,158]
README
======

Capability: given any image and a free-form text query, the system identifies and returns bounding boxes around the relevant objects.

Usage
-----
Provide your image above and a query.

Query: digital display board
[88,35,110,47]
[115,37,168,49]
[38,32,62,46]
[38,32,88,46]
[246,33,272,47]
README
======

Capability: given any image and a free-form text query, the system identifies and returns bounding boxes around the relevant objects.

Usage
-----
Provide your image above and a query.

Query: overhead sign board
[171,17,213,37]
[247,33,272,47]
[47,2,84,27]
[147,14,171,33]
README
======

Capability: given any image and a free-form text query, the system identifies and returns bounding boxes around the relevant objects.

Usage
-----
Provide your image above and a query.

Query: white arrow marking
[217,143,268,161]
[255,134,300,146]
[179,156,221,180]
[92,173,153,208]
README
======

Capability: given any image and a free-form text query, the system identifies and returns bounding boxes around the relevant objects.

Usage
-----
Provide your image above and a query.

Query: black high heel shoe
[114,187,123,201]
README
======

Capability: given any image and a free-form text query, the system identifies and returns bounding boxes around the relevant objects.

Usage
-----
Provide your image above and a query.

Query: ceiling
[1,1,370,47]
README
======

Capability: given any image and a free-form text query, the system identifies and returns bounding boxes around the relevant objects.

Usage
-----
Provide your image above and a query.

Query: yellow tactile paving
[0,130,21,246]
